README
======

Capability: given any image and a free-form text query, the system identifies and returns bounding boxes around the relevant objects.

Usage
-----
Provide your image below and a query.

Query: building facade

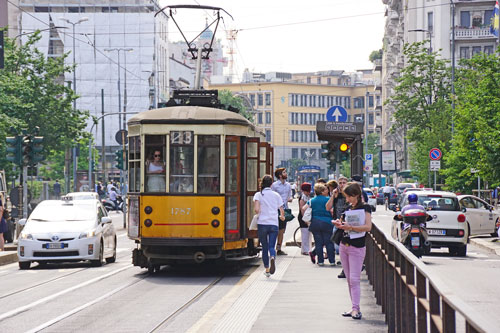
[381,0,498,170]
[210,75,380,179]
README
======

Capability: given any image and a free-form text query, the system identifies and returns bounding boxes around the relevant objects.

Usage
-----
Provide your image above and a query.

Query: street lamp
[409,29,432,54]
[60,17,88,192]
[104,47,133,130]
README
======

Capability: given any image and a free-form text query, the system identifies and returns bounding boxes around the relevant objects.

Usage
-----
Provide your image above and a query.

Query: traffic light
[339,142,350,161]
[29,136,44,165]
[321,142,338,162]
[22,135,32,165]
[6,136,23,166]
[115,149,124,170]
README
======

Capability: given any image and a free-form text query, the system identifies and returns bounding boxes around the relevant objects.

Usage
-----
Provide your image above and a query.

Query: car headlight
[79,230,96,239]
[20,233,33,240]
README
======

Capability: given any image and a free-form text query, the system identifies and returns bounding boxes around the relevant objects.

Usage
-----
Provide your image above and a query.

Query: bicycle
[293,226,301,247]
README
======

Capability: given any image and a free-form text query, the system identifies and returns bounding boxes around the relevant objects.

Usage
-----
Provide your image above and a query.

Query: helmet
[408,193,418,204]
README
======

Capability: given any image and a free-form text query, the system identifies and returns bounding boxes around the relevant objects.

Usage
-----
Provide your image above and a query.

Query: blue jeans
[311,220,335,264]
[258,224,279,268]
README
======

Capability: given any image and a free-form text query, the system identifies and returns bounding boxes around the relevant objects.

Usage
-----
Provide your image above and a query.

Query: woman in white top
[146,150,165,192]
[253,175,285,277]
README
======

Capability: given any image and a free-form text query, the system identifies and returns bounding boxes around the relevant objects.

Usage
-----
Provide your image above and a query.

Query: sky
[159,0,387,79]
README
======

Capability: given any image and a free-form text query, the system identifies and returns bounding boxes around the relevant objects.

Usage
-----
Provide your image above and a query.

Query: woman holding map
[332,182,372,320]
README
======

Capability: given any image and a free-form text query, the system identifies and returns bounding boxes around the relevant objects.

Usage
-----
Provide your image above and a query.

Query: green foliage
[218,89,254,121]
[0,30,90,179]
[442,50,500,191]
[387,42,452,185]
[369,49,383,63]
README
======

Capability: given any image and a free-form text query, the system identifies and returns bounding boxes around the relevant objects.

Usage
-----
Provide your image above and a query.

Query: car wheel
[91,241,104,267]
[456,245,467,257]
[105,237,117,264]
[19,261,31,270]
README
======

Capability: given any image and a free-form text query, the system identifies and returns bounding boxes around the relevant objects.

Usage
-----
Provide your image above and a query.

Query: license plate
[44,243,64,249]
[411,237,420,247]
[427,229,446,236]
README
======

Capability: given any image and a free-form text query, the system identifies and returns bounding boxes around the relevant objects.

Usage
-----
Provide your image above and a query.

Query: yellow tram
[126,91,273,271]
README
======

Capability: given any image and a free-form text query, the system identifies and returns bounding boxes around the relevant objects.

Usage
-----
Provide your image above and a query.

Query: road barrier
[366,224,495,333]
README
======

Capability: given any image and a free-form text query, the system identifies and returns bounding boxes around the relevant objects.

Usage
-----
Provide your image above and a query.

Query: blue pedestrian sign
[326,106,348,122]
[365,154,373,161]
[429,148,442,161]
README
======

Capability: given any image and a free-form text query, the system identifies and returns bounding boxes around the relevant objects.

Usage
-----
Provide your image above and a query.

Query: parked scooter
[394,194,432,258]
[102,195,124,212]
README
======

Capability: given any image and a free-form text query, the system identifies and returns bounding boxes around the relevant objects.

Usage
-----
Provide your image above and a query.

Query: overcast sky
[159,0,386,78]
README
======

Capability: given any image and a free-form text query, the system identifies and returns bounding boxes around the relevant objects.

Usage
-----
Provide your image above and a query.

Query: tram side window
[145,135,166,192]
[129,136,141,192]
[197,135,220,194]
[170,131,194,193]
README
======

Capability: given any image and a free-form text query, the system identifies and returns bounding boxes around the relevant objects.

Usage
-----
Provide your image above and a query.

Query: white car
[363,188,377,212]
[17,198,117,269]
[457,195,500,236]
[65,192,100,200]
[391,191,469,256]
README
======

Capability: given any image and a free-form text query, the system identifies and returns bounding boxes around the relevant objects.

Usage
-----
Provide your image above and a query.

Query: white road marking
[26,279,141,333]
[0,265,132,321]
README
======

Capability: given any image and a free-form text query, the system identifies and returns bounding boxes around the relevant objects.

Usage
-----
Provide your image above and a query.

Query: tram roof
[128,106,254,127]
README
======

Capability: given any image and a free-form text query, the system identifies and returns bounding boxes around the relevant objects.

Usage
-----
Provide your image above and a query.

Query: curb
[469,237,500,256]
[0,252,18,266]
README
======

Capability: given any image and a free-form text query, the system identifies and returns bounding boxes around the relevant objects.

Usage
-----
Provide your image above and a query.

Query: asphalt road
[0,212,258,333]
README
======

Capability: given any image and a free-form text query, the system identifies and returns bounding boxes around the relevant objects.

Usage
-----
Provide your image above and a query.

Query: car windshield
[30,202,96,221]
[405,195,460,211]
[365,190,374,196]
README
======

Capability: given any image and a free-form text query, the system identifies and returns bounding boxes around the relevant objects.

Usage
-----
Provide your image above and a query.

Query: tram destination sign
[316,121,364,141]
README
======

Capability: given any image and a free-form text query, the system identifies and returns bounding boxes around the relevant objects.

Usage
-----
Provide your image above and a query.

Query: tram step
[225,255,259,262]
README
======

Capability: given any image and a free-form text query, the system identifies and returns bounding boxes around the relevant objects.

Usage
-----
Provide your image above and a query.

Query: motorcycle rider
[396,193,432,255]
[109,187,118,211]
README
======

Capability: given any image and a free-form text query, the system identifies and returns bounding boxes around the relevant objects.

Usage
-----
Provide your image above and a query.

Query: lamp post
[60,17,88,192]
[409,29,432,54]
[104,48,133,130]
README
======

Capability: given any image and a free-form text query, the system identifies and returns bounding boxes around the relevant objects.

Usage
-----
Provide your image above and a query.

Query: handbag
[284,208,295,222]
[249,214,259,230]
[302,206,312,223]
[331,228,343,245]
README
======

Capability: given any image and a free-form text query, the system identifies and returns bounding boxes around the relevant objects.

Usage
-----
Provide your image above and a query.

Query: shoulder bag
[249,214,259,230]
[331,228,343,245]
[302,206,312,223]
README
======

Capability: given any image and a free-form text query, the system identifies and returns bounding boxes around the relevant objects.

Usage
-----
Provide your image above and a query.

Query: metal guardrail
[365,223,496,333]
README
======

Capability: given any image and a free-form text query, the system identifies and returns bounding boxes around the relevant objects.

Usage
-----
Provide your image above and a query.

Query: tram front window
[170,131,194,193]
[145,135,166,192]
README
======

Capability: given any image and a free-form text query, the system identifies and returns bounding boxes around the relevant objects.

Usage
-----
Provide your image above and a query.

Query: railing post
[417,271,428,333]
[442,300,456,333]
[395,250,402,332]
[430,285,440,333]
[386,243,396,332]
[405,259,416,333]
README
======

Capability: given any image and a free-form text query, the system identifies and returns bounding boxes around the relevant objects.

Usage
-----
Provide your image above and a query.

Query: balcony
[454,27,497,40]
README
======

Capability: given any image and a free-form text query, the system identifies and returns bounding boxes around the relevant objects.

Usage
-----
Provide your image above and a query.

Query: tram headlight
[144,206,153,214]
[211,219,220,228]
[144,219,153,227]
[211,207,220,215]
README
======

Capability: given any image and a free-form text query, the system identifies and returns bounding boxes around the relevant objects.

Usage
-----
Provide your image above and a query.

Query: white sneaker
[264,271,271,277]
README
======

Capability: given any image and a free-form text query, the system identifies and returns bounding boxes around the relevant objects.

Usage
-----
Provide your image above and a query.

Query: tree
[0,30,89,179]
[369,49,383,63]
[218,89,254,121]
[387,42,452,185]
[442,50,500,191]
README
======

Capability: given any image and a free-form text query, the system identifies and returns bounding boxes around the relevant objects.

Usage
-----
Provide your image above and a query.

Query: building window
[258,113,263,124]
[427,12,434,33]
[368,95,374,108]
[292,148,298,159]
[265,130,271,142]
[460,47,470,59]
[301,148,308,159]
[265,93,271,106]
[472,46,481,56]
[34,6,50,12]
[369,113,374,125]
[460,11,470,28]
[250,94,255,106]
[317,77,321,84]
[258,93,263,106]
[353,97,365,109]
[327,78,331,85]
[484,45,494,55]
[265,112,271,124]
[307,77,311,84]
[472,16,482,28]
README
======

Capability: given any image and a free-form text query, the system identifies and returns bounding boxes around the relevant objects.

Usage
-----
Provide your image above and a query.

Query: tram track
[147,276,225,333]
[0,249,132,301]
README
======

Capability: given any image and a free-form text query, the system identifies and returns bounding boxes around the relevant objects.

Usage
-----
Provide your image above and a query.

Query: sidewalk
[0,243,18,266]
[191,246,387,332]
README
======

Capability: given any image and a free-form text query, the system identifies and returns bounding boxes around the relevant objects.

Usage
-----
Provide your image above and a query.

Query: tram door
[246,138,260,238]
[225,136,241,241]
